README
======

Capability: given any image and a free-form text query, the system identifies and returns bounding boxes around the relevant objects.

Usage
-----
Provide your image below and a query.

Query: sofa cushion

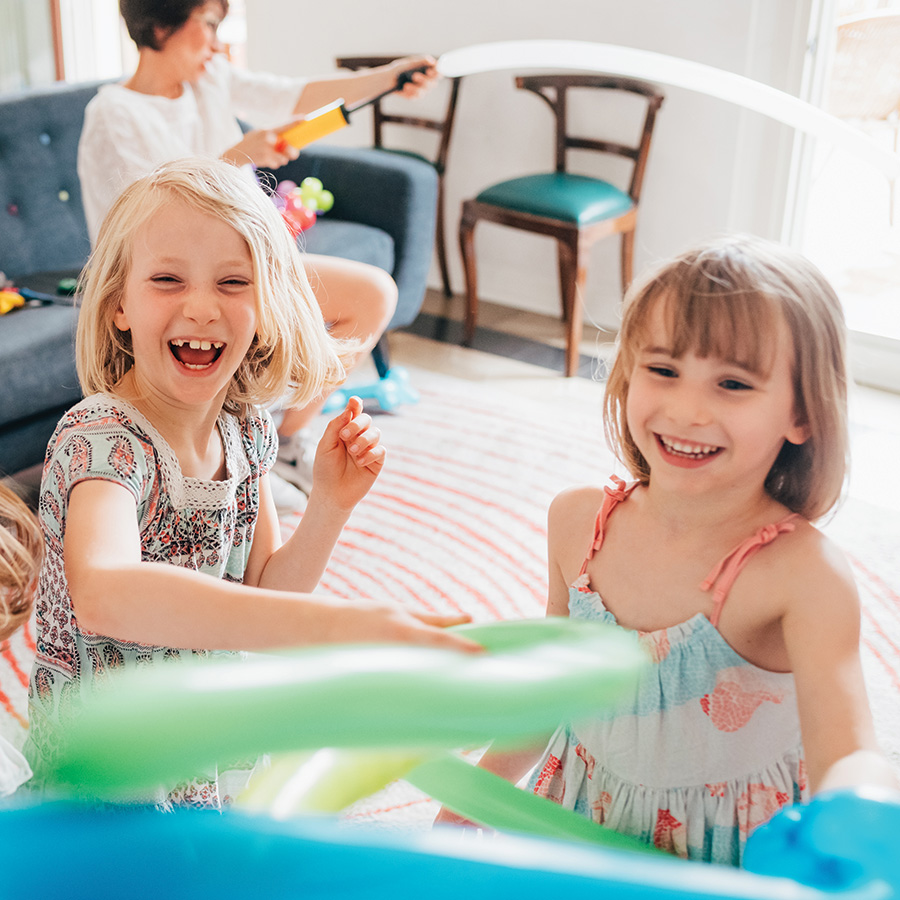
[301,219,395,272]
[0,305,80,428]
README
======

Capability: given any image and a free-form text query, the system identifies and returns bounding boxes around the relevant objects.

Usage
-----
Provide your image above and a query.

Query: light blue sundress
[527,478,807,866]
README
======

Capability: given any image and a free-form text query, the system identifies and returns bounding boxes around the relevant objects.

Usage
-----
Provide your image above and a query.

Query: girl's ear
[113,305,131,332]
[785,418,811,446]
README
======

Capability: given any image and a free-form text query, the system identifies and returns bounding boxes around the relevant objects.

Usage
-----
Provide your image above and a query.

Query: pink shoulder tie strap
[579,476,635,575]
[701,514,800,627]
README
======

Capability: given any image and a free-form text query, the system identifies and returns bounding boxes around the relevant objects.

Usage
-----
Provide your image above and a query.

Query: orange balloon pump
[277,65,430,151]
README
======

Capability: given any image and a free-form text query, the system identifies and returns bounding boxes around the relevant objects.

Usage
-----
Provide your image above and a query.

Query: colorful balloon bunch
[272,177,335,237]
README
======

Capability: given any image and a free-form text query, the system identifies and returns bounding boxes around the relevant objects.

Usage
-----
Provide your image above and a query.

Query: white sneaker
[273,428,316,495]
[268,470,307,516]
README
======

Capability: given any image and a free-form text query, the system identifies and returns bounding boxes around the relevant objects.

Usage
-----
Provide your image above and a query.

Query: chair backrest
[334,55,462,175]
[516,74,664,204]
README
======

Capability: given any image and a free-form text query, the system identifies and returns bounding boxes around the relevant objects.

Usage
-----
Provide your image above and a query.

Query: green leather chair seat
[476,173,633,226]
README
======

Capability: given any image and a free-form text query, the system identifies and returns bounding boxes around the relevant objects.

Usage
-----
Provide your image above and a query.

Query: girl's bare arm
[783,533,899,793]
[64,479,477,653]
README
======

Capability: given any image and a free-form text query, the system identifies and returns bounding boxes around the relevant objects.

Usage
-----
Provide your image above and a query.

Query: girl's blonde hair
[604,234,848,521]
[77,157,352,416]
[0,484,41,641]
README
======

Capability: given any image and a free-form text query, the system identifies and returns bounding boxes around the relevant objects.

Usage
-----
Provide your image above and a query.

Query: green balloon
[317,189,334,213]
[409,754,663,856]
[46,618,645,800]
[300,176,323,194]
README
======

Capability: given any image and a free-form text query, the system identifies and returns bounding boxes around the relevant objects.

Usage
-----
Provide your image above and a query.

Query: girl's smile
[654,434,723,467]
[169,338,226,370]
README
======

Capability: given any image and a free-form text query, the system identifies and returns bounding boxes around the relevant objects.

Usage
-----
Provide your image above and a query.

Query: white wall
[247,0,812,331]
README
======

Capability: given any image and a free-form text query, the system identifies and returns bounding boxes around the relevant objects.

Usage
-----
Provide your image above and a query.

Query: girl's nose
[182,288,220,324]
[667,383,712,427]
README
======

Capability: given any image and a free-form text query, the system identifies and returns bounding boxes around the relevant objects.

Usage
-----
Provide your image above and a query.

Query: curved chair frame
[459,73,664,376]
[336,55,463,297]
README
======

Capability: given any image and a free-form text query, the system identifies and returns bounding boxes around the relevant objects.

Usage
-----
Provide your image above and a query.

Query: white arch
[438,40,900,179]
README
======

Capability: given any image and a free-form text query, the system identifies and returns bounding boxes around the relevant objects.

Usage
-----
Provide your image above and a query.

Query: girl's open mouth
[656,434,723,461]
[169,339,225,370]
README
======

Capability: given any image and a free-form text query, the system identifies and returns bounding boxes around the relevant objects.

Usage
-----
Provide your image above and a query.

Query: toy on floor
[322,365,419,413]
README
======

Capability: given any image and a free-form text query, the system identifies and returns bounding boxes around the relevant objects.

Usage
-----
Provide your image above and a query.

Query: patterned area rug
[3,360,900,827]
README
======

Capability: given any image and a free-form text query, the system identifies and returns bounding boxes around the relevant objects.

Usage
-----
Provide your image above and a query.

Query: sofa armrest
[265,145,438,330]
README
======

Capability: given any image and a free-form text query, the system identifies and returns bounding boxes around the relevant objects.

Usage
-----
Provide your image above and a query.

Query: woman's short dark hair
[119,0,228,50]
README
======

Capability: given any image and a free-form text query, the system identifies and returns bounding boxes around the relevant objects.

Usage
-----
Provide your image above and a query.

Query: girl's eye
[647,365,677,378]
[221,278,251,287]
[720,378,752,391]
[151,275,180,284]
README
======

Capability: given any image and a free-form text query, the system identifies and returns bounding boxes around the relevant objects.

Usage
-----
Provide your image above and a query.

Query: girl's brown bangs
[635,284,781,375]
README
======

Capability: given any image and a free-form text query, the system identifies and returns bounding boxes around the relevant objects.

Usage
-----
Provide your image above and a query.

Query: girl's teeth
[170,339,223,350]
[662,436,718,457]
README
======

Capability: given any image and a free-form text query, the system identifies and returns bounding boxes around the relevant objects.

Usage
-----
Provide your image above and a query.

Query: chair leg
[436,177,453,298]
[621,229,635,297]
[559,238,586,378]
[459,205,479,345]
[557,244,573,324]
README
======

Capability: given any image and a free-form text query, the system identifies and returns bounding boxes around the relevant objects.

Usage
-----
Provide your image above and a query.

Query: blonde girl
[438,235,896,864]
[25,158,475,809]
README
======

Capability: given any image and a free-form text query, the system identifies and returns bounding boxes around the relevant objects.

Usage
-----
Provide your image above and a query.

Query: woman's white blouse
[77,55,307,242]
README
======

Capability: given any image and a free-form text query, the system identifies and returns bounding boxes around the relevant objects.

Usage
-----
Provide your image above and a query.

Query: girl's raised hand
[310,396,384,510]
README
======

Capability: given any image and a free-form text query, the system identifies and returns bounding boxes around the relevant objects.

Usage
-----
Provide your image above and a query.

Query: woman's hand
[389,55,438,98]
[221,127,299,170]
[309,396,385,511]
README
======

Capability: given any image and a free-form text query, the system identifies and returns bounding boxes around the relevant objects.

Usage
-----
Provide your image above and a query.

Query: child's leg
[274,255,397,492]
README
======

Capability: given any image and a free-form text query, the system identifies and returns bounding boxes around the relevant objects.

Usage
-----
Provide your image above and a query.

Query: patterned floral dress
[24,393,277,809]
[527,478,807,866]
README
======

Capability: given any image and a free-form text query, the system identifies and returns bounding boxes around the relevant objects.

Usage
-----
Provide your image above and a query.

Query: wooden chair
[459,74,664,376]
[335,55,463,297]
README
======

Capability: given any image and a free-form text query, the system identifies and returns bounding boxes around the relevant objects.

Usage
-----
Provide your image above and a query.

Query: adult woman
[77,0,437,509]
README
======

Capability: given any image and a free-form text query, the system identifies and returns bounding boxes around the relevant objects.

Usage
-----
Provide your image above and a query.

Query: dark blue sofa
[0,79,438,477]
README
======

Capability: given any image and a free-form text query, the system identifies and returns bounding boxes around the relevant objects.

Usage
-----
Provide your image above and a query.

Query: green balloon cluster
[298,176,334,214]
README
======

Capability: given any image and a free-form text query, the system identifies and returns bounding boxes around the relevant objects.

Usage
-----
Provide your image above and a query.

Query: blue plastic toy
[322,366,419,413]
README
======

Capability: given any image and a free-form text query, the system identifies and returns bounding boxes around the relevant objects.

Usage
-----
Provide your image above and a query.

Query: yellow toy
[0,290,24,315]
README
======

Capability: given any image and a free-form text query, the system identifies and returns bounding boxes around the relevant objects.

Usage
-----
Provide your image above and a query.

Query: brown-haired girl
[440,235,897,864]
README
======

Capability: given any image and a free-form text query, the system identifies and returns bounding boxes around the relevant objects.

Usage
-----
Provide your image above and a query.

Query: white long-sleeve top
[77,55,307,242]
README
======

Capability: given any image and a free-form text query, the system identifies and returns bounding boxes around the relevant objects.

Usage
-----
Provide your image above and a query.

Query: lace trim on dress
[89,394,250,510]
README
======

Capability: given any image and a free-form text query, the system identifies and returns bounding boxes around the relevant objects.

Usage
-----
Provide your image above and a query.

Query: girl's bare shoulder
[548,483,609,525]
[769,516,858,604]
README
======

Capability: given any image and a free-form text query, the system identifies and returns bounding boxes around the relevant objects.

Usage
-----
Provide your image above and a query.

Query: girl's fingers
[414,612,473,628]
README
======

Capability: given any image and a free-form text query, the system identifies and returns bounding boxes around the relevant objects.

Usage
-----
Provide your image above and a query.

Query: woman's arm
[64,478,475,654]
[292,55,437,116]
[782,534,899,793]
